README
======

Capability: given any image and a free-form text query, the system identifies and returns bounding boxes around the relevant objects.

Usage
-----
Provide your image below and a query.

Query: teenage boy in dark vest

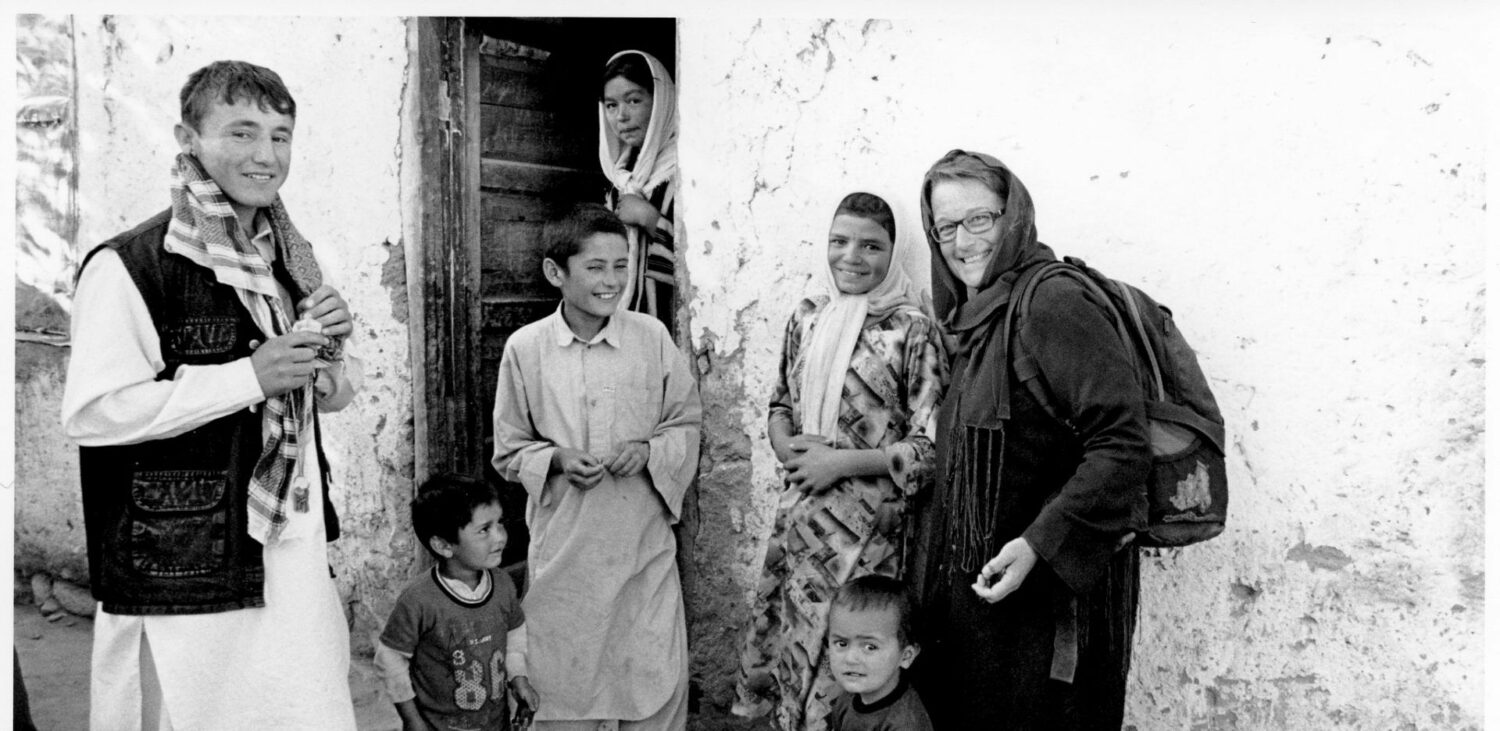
[61,60,362,729]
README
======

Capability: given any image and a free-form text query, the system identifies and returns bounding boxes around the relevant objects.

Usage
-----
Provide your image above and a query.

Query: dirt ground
[13,602,401,730]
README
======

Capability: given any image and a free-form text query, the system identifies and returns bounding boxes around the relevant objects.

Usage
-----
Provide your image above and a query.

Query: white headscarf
[798,189,927,440]
[597,50,678,197]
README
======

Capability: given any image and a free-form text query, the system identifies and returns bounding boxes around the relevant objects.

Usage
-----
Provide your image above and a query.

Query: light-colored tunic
[61,228,359,731]
[491,307,701,723]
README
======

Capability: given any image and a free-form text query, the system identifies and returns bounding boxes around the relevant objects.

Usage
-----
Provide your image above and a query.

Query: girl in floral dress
[733,190,949,731]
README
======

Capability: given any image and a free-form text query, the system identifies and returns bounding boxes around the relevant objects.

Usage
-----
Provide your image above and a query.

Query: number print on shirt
[453,656,487,711]
[445,645,507,712]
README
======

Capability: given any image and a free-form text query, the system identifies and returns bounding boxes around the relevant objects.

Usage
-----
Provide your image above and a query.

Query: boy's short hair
[832,574,920,647]
[179,60,297,131]
[544,203,628,270]
[411,473,502,557]
[834,192,897,244]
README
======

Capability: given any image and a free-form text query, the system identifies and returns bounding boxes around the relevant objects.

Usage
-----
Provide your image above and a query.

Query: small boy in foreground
[827,575,934,731]
[376,474,539,731]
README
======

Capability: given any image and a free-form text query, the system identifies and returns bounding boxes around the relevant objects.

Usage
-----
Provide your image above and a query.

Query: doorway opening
[412,17,679,572]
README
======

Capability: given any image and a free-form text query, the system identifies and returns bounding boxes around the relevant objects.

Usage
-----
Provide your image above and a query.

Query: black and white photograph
[8,2,1491,729]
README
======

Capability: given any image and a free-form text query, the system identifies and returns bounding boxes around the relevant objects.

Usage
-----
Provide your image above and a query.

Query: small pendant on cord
[292,477,310,513]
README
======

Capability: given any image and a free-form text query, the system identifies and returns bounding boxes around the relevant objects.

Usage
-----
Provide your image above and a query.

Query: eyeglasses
[929,211,1004,243]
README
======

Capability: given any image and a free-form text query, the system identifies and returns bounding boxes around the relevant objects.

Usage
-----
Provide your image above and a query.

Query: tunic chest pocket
[610,378,660,443]
[164,316,240,357]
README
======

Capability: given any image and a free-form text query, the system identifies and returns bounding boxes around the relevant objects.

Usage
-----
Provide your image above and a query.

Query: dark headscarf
[920,150,1055,571]
[921,150,1056,427]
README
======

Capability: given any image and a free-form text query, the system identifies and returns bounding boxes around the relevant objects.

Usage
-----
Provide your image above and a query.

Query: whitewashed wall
[677,10,1485,729]
[14,10,1487,729]
[20,15,418,650]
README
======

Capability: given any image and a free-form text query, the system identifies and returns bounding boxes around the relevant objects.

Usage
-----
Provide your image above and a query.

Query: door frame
[410,17,485,480]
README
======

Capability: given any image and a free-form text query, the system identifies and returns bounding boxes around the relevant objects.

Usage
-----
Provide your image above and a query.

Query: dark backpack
[1005,256,1227,548]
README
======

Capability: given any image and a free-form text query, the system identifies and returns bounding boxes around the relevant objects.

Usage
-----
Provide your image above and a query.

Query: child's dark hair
[832,574,920,646]
[834,192,897,244]
[411,473,501,557]
[544,203,628,270]
[179,60,297,132]
[600,53,655,99]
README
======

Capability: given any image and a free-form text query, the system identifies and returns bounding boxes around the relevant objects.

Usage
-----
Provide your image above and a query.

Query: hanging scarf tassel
[165,152,321,545]
[246,384,308,540]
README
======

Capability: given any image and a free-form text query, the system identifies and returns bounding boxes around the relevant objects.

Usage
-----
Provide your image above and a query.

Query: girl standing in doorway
[598,49,678,331]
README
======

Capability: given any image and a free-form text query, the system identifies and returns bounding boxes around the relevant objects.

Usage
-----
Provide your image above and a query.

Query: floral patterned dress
[733,296,948,731]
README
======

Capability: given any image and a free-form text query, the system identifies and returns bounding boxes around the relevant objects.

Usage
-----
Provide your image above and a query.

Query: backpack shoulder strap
[1107,276,1165,399]
[1005,260,1073,424]
[1009,258,1139,427]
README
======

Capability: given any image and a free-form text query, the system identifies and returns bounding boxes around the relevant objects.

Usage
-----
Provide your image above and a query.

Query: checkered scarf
[164,153,320,544]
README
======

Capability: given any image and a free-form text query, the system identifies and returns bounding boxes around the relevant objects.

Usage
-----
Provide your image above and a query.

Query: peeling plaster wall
[16,15,86,584]
[13,11,1486,728]
[20,15,417,652]
[678,12,1484,729]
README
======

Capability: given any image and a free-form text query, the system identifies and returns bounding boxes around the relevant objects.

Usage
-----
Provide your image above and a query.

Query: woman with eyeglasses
[908,150,1150,729]
[599,49,678,331]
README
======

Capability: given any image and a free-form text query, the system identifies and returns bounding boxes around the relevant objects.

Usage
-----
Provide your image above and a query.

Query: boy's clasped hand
[552,442,651,490]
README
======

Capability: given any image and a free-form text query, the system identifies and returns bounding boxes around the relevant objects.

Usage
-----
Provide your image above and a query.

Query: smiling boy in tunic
[491,203,702,729]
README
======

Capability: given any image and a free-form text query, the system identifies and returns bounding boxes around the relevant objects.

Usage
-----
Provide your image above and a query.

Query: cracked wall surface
[12,11,1487,730]
[677,13,1485,729]
[16,14,86,584]
[17,15,417,655]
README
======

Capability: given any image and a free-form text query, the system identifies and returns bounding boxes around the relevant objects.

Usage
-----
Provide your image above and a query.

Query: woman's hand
[971,537,1038,603]
[615,193,662,229]
[785,443,845,495]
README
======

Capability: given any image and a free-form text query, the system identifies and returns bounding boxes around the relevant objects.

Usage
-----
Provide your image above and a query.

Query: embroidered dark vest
[76,209,340,615]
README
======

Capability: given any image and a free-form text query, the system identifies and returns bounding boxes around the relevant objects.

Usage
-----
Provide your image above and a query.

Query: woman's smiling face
[827,214,894,296]
[602,75,653,151]
[930,178,1006,291]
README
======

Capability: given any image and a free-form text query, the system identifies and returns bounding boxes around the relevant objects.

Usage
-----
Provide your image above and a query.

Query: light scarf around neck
[597,49,678,198]
[597,50,680,318]
[164,152,322,545]
[797,189,927,440]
